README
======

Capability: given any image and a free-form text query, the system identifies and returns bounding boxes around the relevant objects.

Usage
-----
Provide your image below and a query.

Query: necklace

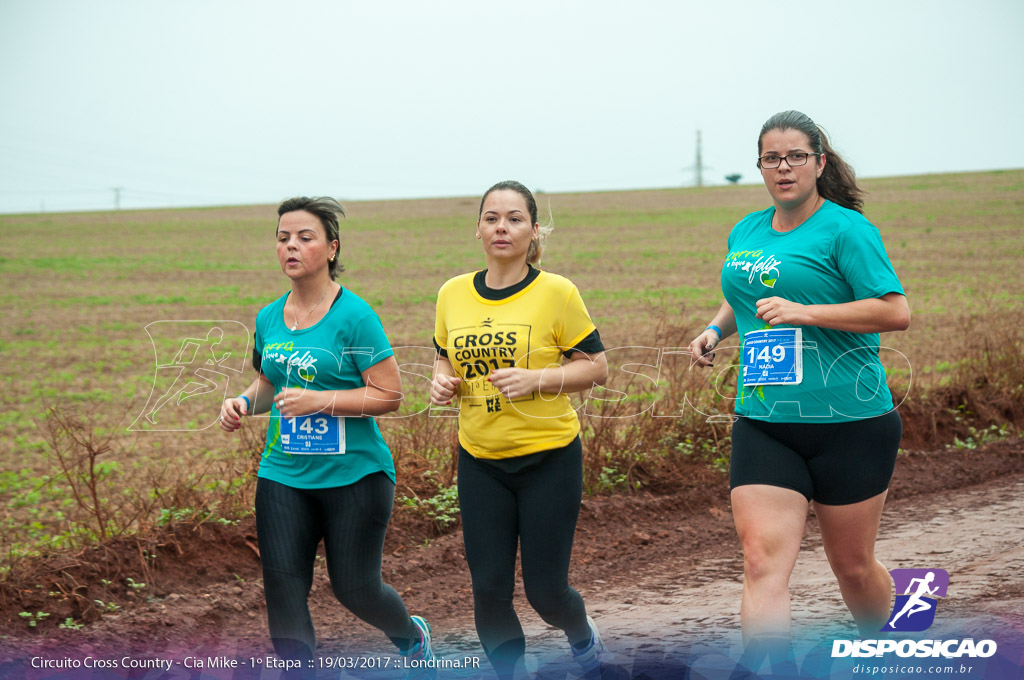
[290,285,331,330]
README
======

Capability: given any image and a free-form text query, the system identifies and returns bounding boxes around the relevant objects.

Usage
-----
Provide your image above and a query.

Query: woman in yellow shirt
[430,180,609,679]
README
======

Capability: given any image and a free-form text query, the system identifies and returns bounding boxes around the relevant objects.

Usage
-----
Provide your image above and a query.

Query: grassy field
[1,170,1022,565]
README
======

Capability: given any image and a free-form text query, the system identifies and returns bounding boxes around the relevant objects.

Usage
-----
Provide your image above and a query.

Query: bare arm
[274,356,404,418]
[689,301,737,367]
[707,300,739,340]
[219,372,275,432]
[488,350,608,400]
[756,292,910,333]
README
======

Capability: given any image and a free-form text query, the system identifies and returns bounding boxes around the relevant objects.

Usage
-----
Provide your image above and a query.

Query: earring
[330,254,336,262]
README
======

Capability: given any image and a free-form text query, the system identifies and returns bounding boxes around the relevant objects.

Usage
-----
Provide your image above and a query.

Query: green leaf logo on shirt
[265,418,281,458]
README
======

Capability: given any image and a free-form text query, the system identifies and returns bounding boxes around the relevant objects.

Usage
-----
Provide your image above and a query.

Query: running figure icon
[146,327,232,424]
[887,571,939,628]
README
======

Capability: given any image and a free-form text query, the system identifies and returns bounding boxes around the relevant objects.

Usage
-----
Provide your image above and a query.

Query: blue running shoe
[571,615,605,677]
[401,615,437,680]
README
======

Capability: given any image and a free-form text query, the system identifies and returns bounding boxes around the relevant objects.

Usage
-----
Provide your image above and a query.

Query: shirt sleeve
[831,219,905,300]
[556,285,598,351]
[562,329,605,358]
[252,313,265,373]
[351,312,395,374]
[433,289,449,355]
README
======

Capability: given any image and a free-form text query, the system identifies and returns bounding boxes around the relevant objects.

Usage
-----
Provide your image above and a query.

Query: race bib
[742,328,803,386]
[280,414,346,455]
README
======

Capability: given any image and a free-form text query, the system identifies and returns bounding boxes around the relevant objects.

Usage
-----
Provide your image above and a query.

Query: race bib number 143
[280,414,346,455]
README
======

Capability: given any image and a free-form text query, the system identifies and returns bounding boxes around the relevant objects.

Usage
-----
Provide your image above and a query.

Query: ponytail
[816,126,863,213]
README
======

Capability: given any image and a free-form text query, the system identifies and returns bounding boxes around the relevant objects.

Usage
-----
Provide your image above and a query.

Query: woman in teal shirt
[218,196,434,671]
[690,111,910,668]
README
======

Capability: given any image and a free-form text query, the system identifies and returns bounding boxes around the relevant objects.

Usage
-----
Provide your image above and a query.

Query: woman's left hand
[756,297,807,327]
[488,368,540,400]
[274,387,331,418]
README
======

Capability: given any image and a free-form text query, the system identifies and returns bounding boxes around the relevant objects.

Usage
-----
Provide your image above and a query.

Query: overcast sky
[1,0,1022,213]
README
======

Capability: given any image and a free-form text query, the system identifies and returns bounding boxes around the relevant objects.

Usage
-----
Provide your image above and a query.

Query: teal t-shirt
[721,200,905,422]
[254,287,397,488]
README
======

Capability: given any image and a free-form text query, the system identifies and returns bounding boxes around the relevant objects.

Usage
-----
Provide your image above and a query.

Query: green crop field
[1,169,1022,567]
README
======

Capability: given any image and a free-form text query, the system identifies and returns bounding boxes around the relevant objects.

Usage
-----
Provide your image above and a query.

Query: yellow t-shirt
[434,270,598,459]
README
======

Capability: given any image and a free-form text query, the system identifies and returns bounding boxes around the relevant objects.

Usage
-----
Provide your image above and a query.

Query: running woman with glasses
[689,111,910,671]
[218,197,435,674]
[430,181,609,679]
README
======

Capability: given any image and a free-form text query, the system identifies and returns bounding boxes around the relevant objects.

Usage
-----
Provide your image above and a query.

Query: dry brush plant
[582,310,736,494]
[1,406,256,579]
[896,302,1024,449]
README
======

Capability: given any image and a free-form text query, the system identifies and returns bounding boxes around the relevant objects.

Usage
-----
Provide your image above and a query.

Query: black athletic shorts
[730,410,902,505]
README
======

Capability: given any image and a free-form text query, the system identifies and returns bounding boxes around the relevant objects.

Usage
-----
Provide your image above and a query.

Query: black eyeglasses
[757,152,821,169]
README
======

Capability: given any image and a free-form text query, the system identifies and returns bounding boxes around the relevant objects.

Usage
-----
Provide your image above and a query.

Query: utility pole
[113,187,123,210]
[695,130,703,188]
[683,130,711,188]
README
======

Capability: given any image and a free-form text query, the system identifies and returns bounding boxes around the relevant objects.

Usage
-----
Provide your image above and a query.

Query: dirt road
[497,474,1024,677]
[2,440,1022,679]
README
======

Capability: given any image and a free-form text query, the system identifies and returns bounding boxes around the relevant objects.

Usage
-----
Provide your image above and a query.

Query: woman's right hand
[689,329,719,367]
[219,397,248,432]
[430,374,463,406]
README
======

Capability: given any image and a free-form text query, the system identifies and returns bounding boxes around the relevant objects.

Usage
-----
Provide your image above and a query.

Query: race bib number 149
[742,328,803,386]
[280,414,346,455]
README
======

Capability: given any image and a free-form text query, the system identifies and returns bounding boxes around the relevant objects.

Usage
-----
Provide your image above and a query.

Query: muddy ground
[1,438,1022,678]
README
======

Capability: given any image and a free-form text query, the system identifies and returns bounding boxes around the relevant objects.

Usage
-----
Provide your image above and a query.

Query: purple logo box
[890,568,949,597]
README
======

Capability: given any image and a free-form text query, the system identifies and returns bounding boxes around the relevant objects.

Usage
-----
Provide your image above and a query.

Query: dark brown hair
[277,196,346,279]
[758,110,864,213]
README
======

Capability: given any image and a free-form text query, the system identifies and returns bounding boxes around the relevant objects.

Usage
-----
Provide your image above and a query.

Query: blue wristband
[706,325,722,338]
[238,395,251,411]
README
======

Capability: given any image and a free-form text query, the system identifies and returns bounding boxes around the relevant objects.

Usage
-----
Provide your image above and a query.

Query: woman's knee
[732,485,807,587]
[523,581,572,621]
[330,573,378,606]
[472,571,515,610]
[263,566,314,600]
[741,533,796,587]
[827,551,880,587]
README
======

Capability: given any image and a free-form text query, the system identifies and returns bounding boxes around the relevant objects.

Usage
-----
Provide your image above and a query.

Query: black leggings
[255,473,418,661]
[458,438,591,677]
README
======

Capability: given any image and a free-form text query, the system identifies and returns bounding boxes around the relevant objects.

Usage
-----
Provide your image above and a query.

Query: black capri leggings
[255,473,418,661]
[457,437,592,677]
[730,410,903,505]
